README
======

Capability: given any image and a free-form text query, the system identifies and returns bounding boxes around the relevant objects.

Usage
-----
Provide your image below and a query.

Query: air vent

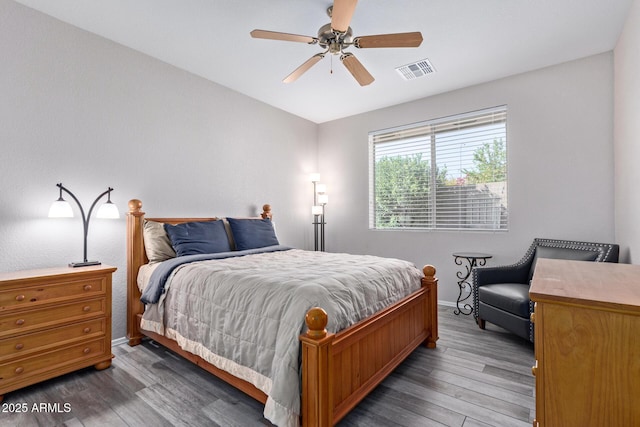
[395,59,436,80]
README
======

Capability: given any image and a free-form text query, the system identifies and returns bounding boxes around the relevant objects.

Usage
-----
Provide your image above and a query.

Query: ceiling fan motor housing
[317,23,353,54]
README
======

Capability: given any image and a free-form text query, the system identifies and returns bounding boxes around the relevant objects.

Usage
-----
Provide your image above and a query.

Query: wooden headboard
[125,199,272,345]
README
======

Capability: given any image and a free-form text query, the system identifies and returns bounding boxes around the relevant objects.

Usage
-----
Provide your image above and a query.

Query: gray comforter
[140,247,423,427]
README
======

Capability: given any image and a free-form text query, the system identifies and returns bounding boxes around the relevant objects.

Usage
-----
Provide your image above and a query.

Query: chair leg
[477,318,486,329]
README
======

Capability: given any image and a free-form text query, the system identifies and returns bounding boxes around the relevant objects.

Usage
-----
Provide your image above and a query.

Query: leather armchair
[472,238,619,342]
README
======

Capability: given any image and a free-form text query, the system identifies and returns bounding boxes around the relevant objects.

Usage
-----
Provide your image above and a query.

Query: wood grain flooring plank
[407,351,534,397]
[349,383,466,427]
[383,374,531,427]
[461,417,495,427]
[135,382,220,426]
[201,399,269,427]
[337,404,404,426]
[59,417,85,427]
[480,364,535,389]
[444,347,534,381]
[407,347,487,373]
[394,365,531,420]
[428,370,534,411]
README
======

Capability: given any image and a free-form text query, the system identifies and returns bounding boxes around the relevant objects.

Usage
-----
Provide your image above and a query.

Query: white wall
[614,0,640,264]
[318,53,616,303]
[0,1,318,340]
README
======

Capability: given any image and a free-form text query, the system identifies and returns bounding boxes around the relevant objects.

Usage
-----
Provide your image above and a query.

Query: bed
[126,199,438,427]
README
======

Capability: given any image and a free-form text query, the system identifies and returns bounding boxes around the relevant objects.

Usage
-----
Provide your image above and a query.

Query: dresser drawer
[0,298,106,339]
[0,277,105,311]
[0,318,106,362]
[0,338,106,387]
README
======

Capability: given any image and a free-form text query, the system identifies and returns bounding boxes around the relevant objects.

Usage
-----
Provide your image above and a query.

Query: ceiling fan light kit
[250,0,423,86]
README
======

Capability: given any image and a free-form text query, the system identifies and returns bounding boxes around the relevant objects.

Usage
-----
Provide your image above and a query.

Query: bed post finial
[305,307,328,339]
[423,264,436,279]
[261,204,272,219]
[129,199,143,214]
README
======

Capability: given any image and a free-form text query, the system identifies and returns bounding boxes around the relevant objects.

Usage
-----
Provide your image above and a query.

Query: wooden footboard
[126,199,438,426]
[301,266,438,426]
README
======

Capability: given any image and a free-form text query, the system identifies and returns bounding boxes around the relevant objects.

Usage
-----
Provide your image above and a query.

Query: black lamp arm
[56,183,113,264]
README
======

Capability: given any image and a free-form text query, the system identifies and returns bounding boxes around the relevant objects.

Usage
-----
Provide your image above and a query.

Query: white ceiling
[13,0,633,123]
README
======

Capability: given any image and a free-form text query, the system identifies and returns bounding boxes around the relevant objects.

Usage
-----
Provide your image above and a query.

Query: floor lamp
[311,174,327,251]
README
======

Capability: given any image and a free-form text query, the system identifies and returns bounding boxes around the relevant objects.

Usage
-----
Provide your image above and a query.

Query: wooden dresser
[0,265,116,401]
[530,259,640,427]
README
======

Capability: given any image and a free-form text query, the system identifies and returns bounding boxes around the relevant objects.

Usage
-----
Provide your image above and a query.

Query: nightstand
[0,265,116,401]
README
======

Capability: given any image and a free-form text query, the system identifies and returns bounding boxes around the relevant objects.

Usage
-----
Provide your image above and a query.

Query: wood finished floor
[1,305,535,427]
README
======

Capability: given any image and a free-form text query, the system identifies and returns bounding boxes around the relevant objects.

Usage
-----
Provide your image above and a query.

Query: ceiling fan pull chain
[330,54,333,74]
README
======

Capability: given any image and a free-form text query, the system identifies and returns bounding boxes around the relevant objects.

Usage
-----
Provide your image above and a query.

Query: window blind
[369,106,508,231]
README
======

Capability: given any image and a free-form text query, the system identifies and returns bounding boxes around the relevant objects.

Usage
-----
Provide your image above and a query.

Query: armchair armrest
[472,263,532,322]
[473,263,531,287]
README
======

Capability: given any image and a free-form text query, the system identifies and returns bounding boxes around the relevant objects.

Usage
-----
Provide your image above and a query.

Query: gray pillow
[143,220,176,263]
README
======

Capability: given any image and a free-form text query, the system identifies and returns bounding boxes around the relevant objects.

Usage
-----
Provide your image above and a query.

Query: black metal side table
[452,252,492,315]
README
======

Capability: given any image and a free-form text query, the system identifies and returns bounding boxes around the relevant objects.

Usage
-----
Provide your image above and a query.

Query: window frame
[368,105,508,232]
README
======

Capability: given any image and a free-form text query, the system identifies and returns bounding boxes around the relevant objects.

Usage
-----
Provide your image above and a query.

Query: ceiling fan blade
[340,53,374,86]
[331,0,358,34]
[283,54,325,83]
[250,29,317,44]
[354,32,423,48]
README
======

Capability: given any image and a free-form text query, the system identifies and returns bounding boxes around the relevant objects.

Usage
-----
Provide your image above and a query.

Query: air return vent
[395,58,435,80]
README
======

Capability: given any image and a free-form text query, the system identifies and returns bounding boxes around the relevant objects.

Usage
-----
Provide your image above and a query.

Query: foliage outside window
[369,106,508,231]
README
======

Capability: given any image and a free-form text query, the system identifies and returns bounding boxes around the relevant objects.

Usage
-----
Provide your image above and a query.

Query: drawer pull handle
[532,361,538,376]
[15,367,24,375]
[83,306,91,312]
[83,327,91,333]
[83,347,91,354]
[15,343,24,350]
[15,319,25,326]
[15,294,25,302]
[83,284,92,291]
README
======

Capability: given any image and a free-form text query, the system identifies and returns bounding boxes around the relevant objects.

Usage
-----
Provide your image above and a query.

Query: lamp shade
[48,199,74,218]
[312,205,323,215]
[96,201,120,219]
[317,194,328,205]
[310,173,321,183]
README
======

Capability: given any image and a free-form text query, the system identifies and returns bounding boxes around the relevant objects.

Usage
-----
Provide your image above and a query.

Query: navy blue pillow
[227,218,279,251]
[164,220,231,256]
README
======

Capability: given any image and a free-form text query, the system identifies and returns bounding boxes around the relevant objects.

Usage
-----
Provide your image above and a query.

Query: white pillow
[143,220,176,263]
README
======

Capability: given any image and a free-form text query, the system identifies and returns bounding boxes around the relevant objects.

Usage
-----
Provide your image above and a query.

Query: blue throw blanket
[140,244,292,304]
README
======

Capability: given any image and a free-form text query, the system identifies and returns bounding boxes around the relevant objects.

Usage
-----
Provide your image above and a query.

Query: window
[369,106,507,231]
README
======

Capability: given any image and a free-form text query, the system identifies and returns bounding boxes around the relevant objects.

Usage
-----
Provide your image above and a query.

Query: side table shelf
[452,252,492,315]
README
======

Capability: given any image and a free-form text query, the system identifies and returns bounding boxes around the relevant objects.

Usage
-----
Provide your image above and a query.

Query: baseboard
[438,300,456,308]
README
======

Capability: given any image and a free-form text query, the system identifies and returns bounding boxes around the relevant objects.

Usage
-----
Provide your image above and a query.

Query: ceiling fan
[250,0,423,86]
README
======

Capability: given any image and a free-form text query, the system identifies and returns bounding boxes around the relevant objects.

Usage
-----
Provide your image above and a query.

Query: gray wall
[0,1,318,340]
[318,53,616,303]
[614,0,640,264]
